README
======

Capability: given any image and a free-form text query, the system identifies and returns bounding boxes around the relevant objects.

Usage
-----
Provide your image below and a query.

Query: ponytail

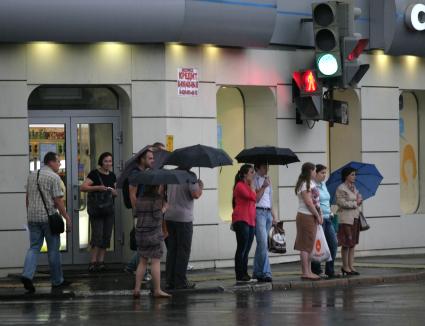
[232,164,253,208]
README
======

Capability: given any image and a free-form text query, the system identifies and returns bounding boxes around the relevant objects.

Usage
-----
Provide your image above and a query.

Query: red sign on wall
[177,68,199,97]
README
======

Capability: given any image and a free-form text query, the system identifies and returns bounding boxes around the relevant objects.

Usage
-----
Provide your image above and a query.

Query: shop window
[400,92,419,214]
[28,86,118,110]
[217,86,278,221]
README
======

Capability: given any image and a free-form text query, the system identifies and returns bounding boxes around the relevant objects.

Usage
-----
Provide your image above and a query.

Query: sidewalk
[1,254,424,300]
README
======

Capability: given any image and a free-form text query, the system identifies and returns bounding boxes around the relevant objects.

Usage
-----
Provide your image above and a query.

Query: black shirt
[87,169,116,188]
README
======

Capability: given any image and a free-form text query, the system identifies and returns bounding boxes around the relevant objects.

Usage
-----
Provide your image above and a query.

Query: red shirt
[232,181,257,227]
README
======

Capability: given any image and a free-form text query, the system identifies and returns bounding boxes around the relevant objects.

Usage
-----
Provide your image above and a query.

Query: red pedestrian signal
[293,70,322,96]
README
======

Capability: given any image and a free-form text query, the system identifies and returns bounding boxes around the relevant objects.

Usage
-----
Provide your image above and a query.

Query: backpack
[122,177,132,209]
[268,221,286,254]
[122,168,144,209]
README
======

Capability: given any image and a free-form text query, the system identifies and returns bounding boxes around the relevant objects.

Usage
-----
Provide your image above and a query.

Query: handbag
[359,211,370,231]
[310,225,332,263]
[87,170,114,216]
[37,170,65,235]
[268,221,286,254]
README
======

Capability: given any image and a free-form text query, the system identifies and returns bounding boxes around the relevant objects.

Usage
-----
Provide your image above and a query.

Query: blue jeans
[311,218,338,276]
[253,209,272,279]
[233,221,255,280]
[126,252,139,271]
[22,222,63,286]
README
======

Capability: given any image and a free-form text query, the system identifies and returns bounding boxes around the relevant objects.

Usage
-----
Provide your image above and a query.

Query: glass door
[29,118,73,264]
[70,117,122,264]
[28,116,122,265]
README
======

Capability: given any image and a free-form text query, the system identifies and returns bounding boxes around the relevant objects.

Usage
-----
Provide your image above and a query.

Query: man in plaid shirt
[21,152,72,293]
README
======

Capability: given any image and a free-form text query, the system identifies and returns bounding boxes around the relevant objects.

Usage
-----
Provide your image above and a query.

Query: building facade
[1,0,425,275]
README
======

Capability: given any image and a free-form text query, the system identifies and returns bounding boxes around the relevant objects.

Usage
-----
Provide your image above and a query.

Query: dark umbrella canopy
[235,146,300,165]
[163,144,233,169]
[116,146,171,188]
[128,169,197,186]
[326,161,384,204]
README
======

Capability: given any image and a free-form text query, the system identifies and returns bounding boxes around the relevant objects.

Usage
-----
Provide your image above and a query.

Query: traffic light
[292,70,323,122]
[340,35,370,88]
[312,1,369,88]
[323,99,349,125]
[312,1,341,79]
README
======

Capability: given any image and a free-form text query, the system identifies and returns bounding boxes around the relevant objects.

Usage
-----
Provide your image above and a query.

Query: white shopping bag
[310,225,332,263]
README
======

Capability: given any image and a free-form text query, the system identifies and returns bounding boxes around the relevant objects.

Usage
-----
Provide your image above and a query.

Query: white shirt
[297,181,316,215]
[254,174,272,209]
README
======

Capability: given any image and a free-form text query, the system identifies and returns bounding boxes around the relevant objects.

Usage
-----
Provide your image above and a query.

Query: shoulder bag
[87,170,114,216]
[359,211,370,231]
[37,170,65,235]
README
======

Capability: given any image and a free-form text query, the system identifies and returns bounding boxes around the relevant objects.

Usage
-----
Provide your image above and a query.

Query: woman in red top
[231,164,256,283]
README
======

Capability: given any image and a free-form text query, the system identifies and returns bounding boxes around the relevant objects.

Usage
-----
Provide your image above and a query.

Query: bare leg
[97,248,106,262]
[341,247,351,272]
[151,258,170,298]
[133,257,147,296]
[300,251,319,279]
[348,246,356,271]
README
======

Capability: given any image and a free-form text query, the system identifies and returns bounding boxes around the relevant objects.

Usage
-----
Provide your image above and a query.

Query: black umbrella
[128,169,197,185]
[116,146,171,188]
[235,146,300,165]
[163,144,233,170]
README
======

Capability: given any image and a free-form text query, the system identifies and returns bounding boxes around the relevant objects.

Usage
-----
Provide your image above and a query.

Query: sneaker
[143,271,152,282]
[52,280,72,289]
[175,281,196,289]
[264,276,273,283]
[21,277,35,294]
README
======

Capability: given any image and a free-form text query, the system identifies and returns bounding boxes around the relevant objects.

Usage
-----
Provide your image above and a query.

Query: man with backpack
[123,148,154,274]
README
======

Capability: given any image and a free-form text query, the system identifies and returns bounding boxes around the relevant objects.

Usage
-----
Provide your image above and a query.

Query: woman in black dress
[80,152,117,272]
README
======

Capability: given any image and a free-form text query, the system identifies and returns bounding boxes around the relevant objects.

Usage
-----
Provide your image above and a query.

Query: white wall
[1,43,425,274]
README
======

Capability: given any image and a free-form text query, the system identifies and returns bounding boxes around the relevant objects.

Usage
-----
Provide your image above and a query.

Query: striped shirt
[26,166,64,223]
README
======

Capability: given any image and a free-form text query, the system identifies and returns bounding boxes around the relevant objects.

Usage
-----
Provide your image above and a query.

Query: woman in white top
[294,162,323,280]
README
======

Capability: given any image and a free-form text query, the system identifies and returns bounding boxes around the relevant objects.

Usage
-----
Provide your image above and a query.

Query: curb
[1,271,424,300]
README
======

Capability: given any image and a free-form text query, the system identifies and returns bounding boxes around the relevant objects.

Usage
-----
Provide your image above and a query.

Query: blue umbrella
[326,161,384,204]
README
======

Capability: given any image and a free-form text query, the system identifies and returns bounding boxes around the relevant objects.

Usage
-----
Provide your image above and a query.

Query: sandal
[300,276,321,281]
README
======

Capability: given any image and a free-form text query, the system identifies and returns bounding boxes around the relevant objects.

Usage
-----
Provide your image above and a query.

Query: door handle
[73,185,87,212]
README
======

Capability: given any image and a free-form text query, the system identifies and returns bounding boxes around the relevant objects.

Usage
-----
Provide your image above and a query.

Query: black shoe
[88,262,97,273]
[52,280,72,289]
[21,277,35,294]
[264,276,273,283]
[97,262,106,272]
[165,284,175,290]
[236,275,251,283]
[175,281,196,289]
[256,276,266,283]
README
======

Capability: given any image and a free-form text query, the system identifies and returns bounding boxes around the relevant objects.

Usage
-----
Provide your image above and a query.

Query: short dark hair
[43,152,58,165]
[152,142,165,149]
[316,164,327,173]
[98,152,113,166]
[341,167,356,182]
[137,148,153,163]
[254,163,267,171]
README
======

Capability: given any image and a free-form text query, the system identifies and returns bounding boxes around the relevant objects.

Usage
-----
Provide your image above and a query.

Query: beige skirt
[294,212,317,252]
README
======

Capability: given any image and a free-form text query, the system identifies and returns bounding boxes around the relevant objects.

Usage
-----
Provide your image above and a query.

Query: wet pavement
[1,282,425,325]
[1,254,425,299]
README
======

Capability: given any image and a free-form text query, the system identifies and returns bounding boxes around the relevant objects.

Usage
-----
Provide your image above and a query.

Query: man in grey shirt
[165,169,203,289]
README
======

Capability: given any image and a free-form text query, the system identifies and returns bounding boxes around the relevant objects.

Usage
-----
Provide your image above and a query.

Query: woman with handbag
[294,162,323,281]
[335,167,362,276]
[80,152,117,272]
[311,164,340,278]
